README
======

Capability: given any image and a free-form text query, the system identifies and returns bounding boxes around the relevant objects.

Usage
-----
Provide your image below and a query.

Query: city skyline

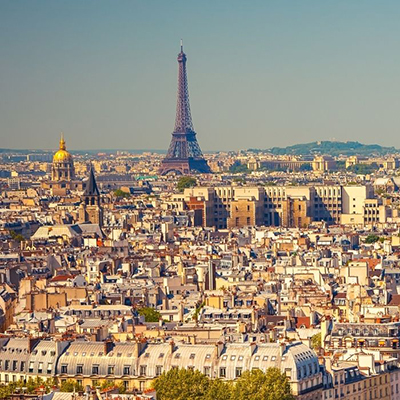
[2,1,400,151]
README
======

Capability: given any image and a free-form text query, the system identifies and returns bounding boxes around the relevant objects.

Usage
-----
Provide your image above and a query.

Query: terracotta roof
[389,294,400,306]
[49,274,74,282]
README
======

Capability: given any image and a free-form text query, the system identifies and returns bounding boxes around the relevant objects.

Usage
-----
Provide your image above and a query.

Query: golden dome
[53,133,73,162]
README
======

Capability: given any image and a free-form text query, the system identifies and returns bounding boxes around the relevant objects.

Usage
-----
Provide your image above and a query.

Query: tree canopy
[311,332,322,350]
[8,230,24,242]
[153,368,210,400]
[232,369,294,400]
[365,234,380,244]
[0,377,56,398]
[153,367,294,400]
[60,379,84,393]
[346,162,379,175]
[177,176,197,192]
[114,189,131,198]
[138,307,161,322]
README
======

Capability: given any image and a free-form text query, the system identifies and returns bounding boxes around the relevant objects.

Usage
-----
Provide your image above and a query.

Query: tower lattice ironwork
[160,41,210,175]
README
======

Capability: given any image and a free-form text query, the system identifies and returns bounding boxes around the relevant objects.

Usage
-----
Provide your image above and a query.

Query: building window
[27,361,34,373]
[140,365,147,376]
[108,366,114,375]
[61,365,67,374]
[92,365,99,375]
[236,368,242,378]
[204,367,210,377]
[156,366,163,376]
[220,367,226,378]
[123,366,130,375]
[76,365,83,374]
[38,362,43,374]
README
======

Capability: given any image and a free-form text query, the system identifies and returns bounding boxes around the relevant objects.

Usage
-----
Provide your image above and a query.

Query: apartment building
[183,184,381,229]
[0,339,323,400]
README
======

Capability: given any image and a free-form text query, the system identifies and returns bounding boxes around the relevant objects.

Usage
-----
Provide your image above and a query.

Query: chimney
[214,341,225,358]
[324,356,332,372]
[249,342,257,356]
[170,340,175,354]
[279,342,286,356]
[162,296,168,309]
[104,339,113,354]
[28,337,40,353]
[135,339,147,357]
[178,302,184,323]
[189,335,197,345]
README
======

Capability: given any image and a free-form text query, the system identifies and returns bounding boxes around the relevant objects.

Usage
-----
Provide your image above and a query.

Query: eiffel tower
[159,41,211,175]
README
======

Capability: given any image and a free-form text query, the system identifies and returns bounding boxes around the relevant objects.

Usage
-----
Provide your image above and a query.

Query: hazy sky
[1,1,400,151]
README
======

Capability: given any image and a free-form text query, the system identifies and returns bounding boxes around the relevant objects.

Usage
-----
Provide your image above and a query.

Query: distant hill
[250,141,398,157]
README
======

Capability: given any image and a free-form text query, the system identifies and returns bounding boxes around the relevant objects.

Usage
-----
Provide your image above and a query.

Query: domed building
[52,133,75,181]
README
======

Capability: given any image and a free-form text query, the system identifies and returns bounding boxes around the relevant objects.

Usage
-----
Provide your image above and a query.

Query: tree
[299,163,312,171]
[153,368,293,400]
[138,307,161,322]
[347,163,379,175]
[114,189,131,198]
[333,160,346,171]
[365,234,380,244]
[100,380,115,390]
[0,377,56,398]
[311,332,322,350]
[153,368,210,400]
[204,379,232,400]
[117,382,127,394]
[8,230,24,242]
[60,379,83,392]
[229,161,249,174]
[193,301,205,323]
[233,177,246,184]
[177,176,197,192]
[232,369,294,400]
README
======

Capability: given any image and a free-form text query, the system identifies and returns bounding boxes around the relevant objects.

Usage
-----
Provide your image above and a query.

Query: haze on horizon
[1,0,400,152]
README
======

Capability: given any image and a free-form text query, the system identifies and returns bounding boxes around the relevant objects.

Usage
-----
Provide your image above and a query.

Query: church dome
[53,134,73,162]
